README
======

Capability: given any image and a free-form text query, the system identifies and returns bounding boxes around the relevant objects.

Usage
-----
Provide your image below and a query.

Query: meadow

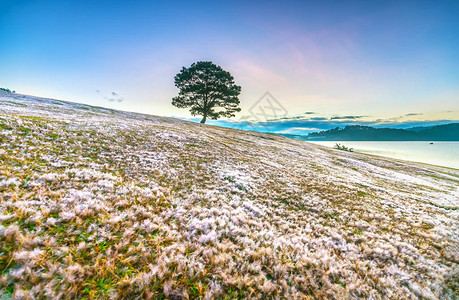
[0,93,458,299]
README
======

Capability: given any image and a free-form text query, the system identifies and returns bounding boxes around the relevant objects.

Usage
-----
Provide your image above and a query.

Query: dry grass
[0,93,458,299]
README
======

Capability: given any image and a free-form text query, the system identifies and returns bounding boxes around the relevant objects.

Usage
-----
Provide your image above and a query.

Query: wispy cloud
[97,90,125,103]
[330,115,369,120]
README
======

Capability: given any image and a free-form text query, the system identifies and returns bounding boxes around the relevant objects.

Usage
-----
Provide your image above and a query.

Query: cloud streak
[330,115,369,120]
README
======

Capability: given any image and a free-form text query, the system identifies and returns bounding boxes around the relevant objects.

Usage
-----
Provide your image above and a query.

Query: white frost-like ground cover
[0,92,458,299]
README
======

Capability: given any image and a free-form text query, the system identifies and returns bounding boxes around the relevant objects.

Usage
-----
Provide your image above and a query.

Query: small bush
[0,87,14,93]
[334,143,353,152]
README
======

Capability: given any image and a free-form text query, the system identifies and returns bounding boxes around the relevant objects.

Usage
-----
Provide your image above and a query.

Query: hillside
[0,93,458,299]
[307,124,459,141]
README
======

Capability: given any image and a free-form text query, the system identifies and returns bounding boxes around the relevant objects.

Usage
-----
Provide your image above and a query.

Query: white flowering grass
[0,93,458,299]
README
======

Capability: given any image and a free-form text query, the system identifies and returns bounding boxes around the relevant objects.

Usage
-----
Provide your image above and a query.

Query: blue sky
[1,0,458,133]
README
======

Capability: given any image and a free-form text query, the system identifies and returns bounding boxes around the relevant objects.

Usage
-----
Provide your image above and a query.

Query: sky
[1,0,458,133]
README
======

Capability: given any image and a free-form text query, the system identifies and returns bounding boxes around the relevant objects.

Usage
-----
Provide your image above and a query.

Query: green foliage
[308,124,459,141]
[334,143,353,152]
[0,87,15,93]
[172,61,241,123]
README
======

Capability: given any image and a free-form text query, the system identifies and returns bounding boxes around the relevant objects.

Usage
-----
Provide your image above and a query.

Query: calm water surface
[309,141,459,169]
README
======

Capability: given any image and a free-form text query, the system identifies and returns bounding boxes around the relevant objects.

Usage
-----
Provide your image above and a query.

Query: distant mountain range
[280,123,459,141]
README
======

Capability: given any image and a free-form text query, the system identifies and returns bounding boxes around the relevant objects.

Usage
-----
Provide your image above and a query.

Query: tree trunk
[201,95,208,123]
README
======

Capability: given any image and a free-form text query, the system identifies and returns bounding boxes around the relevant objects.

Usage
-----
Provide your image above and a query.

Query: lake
[308,141,459,169]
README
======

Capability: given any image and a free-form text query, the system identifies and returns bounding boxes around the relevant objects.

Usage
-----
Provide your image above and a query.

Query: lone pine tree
[172,61,241,123]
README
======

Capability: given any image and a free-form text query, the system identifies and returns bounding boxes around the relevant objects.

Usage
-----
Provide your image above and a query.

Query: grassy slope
[0,93,458,299]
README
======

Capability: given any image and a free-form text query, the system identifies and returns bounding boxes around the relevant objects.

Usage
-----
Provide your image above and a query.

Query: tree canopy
[172,61,241,123]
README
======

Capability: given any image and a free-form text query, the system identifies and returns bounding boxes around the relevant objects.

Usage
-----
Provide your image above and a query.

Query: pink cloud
[232,59,287,89]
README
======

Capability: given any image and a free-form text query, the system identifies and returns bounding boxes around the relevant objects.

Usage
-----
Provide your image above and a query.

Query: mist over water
[309,141,459,169]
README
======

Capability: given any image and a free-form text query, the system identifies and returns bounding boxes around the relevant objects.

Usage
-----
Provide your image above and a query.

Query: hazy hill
[307,124,459,141]
[0,94,458,299]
